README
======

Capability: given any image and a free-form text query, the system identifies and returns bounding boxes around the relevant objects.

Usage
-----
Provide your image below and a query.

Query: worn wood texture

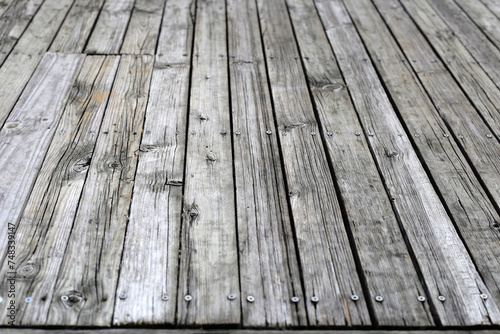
[315,0,500,326]
[113,0,194,325]
[44,55,153,327]
[0,0,74,127]
[0,0,44,66]
[5,330,500,334]
[481,0,500,19]
[85,0,135,54]
[256,0,371,326]
[344,0,500,317]
[227,0,307,327]
[50,0,105,53]
[0,0,15,18]
[120,0,164,55]
[0,55,119,325]
[0,53,83,270]
[285,0,435,326]
[176,0,239,326]
[395,0,500,138]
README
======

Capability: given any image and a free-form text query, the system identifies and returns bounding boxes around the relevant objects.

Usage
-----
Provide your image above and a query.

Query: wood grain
[85,0,135,54]
[227,0,307,327]
[286,0,434,326]
[256,0,371,326]
[315,0,500,326]
[50,0,105,53]
[120,0,164,55]
[0,0,15,18]
[45,55,153,327]
[0,55,119,326]
[176,0,240,326]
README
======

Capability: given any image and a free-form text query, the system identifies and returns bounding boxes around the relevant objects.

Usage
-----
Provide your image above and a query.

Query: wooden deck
[0,0,499,330]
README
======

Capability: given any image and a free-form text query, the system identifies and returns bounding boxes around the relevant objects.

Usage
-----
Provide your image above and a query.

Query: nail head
[185,295,192,302]
[247,296,255,303]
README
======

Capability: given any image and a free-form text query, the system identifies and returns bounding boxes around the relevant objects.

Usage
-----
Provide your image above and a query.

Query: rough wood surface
[50,0,105,53]
[481,0,500,19]
[454,0,500,50]
[0,55,119,326]
[0,52,83,270]
[256,0,371,326]
[120,0,164,55]
[113,0,194,325]
[5,330,500,334]
[176,0,239,326]
[348,0,500,316]
[227,0,307,327]
[0,0,44,66]
[85,0,135,54]
[315,0,500,326]
[0,0,15,18]
[0,0,74,127]
[45,55,153,327]
[285,0,434,326]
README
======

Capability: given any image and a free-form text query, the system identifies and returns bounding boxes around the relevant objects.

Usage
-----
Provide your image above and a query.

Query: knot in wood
[17,262,37,277]
[73,156,91,173]
[63,291,84,305]
[107,161,122,170]
[140,144,159,153]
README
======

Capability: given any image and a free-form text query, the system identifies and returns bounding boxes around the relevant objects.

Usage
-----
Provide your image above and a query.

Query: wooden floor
[0,0,500,330]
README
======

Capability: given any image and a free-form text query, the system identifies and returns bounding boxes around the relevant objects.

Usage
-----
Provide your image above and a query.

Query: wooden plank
[176,0,240,326]
[112,0,194,325]
[0,52,83,269]
[285,0,434,326]
[256,0,370,326]
[314,0,500,326]
[85,0,135,54]
[394,0,500,138]
[0,0,15,18]
[49,0,105,53]
[481,0,500,19]
[0,0,44,66]
[227,0,307,327]
[0,0,75,127]
[0,55,119,325]
[45,55,153,327]
[4,330,500,334]
[120,0,164,55]
[344,0,500,321]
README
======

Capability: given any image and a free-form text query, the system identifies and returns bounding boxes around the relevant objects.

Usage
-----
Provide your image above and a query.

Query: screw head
[459,135,464,139]
[414,133,420,137]
[227,294,236,300]
[184,295,192,302]
[0,297,3,303]
[438,295,446,302]
[61,295,69,302]
[327,132,333,136]
[368,132,374,137]
[351,294,359,301]
[266,130,272,135]
[443,134,449,137]
[270,56,274,59]
[418,296,426,302]
[311,132,316,136]
[162,294,169,301]
[25,297,33,303]
[397,133,403,137]
[375,296,384,302]
[291,296,300,303]
[486,134,493,138]
[191,131,196,135]
[480,294,488,300]
[311,296,319,303]
[235,131,241,135]
[119,293,127,300]
[247,295,255,303]
[220,130,227,135]
[59,131,65,135]
[355,132,361,136]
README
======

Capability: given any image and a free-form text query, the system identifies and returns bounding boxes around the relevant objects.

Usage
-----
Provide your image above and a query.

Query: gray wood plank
[0,52,83,272]
[227,0,307,327]
[176,0,240,326]
[0,0,44,66]
[0,55,119,326]
[481,0,500,19]
[85,0,135,54]
[120,0,164,55]
[256,0,371,326]
[0,0,75,127]
[0,0,15,18]
[113,0,194,324]
[45,55,153,327]
[344,0,500,320]
[285,0,434,326]
[49,0,105,53]
[4,330,500,334]
[314,0,500,326]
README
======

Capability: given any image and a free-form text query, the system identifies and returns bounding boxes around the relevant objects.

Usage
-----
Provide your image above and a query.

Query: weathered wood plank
[4,330,500,334]
[176,0,240,326]
[344,0,500,321]
[346,0,500,320]
[120,0,164,55]
[481,0,500,19]
[314,0,500,326]
[45,55,153,327]
[285,0,434,326]
[85,0,135,54]
[227,0,307,327]
[0,0,15,18]
[113,0,194,325]
[0,52,83,270]
[256,0,370,326]
[0,0,44,66]
[0,0,75,127]
[49,0,105,53]
[0,55,119,325]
